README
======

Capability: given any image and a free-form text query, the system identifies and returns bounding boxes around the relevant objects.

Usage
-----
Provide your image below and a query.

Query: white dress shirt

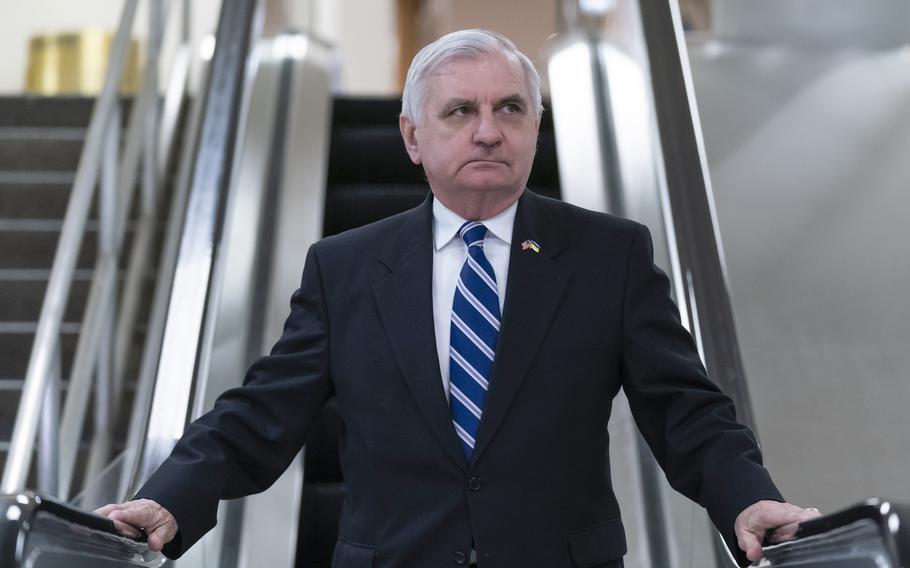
[432,196,517,402]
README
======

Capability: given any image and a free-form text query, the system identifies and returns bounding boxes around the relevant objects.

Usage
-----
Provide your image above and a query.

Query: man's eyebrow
[497,94,528,107]
[440,98,475,111]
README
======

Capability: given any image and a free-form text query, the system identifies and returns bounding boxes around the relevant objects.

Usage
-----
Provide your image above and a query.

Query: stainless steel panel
[688,27,910,513]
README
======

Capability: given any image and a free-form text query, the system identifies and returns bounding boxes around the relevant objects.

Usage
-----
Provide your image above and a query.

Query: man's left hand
[735,500,822,562]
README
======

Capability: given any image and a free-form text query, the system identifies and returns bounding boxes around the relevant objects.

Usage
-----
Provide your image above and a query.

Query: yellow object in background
[25,30,141,95]
[25,35,61,95]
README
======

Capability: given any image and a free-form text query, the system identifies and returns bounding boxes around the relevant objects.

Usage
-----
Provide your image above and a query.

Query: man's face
[400,52,540,208]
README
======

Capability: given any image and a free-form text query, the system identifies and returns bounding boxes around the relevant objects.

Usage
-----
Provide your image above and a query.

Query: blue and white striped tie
[450,221,500,459]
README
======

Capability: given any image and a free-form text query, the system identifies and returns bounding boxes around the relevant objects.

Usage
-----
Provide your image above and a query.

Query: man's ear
[399,115,422,165]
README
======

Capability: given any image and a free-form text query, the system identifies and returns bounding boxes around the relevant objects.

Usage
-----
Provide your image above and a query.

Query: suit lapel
[373,194,469,472]
[471,191,569,466]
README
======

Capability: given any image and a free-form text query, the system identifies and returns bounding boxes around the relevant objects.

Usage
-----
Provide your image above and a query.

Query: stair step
[0,180,73,218]
[0,97,94,128]
[0,96,132,129]
[0,277,92,322]
[0,378,137,444]
[0,226,144,270]
[0,177,177,220]
[328,126,425,185]
[0,171,74,185]
[0,137,85,171]
[0,229,98,270]
[323,182,428,237]
[0,323,79,378]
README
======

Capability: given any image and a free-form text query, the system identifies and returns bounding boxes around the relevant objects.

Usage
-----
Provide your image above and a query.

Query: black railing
[761,499,910,567]
[0,493,163,567]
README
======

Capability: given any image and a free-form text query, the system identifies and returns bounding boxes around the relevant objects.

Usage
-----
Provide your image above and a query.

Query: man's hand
[95,499,178,552]
[735,500,822,562]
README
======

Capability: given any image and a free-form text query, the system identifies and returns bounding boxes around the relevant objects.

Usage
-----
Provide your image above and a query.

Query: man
[99,29,819,567]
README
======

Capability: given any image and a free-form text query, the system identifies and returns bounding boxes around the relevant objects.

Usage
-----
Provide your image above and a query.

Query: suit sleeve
[619,224,783,567]
[134,244,335,559]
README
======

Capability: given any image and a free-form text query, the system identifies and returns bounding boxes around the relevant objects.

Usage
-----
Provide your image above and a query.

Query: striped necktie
[449,221,500,459]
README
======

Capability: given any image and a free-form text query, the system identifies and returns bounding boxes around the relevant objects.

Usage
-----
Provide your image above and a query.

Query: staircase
[0,95,170,495]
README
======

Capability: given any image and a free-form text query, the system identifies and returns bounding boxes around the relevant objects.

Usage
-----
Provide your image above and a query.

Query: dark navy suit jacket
[137,190,782,567]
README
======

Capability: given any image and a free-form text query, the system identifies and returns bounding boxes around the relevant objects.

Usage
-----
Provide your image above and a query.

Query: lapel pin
[521,239,541,253]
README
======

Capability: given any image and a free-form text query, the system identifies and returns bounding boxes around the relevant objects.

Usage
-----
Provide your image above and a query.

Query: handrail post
[37,346,62,496]
[83,103,122,490]
[144,0,163,214]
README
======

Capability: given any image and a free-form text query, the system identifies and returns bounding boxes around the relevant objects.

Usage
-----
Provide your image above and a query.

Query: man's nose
[472,110,503,147]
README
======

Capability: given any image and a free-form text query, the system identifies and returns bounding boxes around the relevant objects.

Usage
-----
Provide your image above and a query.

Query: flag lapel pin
[521,239,541,253]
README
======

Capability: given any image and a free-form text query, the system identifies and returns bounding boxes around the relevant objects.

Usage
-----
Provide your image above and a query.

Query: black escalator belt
[298,96,560,568]
[322,96,561,237]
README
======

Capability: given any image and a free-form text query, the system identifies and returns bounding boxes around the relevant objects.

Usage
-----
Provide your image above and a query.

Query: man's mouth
[465,159,507,167]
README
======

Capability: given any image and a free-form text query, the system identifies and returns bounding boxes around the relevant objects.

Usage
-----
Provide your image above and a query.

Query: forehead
[426,52,529,101]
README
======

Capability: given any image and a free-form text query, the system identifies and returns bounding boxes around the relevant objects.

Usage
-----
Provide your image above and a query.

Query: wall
[417,0,557,90]
[0,0,223,94]
[688,21,910,512]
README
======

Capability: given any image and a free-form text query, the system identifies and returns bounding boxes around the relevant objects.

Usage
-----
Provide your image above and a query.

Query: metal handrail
[760,499,910,567]
[2,0,196,502]
[83,7,193,494]
[0,492,165,567]
[1,0,141,494]
[133,0,262,490]
[120,49,208,501]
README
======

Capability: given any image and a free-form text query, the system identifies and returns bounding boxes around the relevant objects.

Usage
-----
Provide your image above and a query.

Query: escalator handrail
[762,498,910,566]
[130,0,262,492]
[0,492,163,567]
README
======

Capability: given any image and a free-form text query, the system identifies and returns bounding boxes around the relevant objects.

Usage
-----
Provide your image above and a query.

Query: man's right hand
[95,499,178,552]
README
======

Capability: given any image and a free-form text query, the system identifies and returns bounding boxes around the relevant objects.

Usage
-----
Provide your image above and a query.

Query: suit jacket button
[468,476,482,492]
[455,550,467,565]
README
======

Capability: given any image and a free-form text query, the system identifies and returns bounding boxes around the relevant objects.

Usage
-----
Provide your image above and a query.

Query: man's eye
[501,103,523,114]
[451,106,471,116]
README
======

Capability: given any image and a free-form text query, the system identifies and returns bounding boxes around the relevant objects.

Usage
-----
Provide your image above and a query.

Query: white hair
[400,29,543,125]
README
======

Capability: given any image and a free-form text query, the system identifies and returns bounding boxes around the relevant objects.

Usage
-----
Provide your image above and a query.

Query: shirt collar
[432,195,518,251]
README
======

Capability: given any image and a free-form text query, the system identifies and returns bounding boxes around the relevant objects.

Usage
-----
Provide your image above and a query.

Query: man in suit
[99,29,820,567]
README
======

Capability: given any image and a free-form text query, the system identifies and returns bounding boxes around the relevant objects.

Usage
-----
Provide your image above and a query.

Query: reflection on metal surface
[687,13,910,516]
[121,57,208,501]
[758,500,910,568]
[548,41,608,214]
[105,40,192,500]
[190,31,332,568]
[136,0,262,486]
[549,0,756,565]
[200,35,216,61]
[0,492,165,568]
[712,0,910,48]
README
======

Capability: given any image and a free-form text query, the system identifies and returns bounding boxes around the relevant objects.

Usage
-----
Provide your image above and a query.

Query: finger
[108,508,150,530]
[110,518,143,539]
[752,504,805,529]
[108,501,160,529]
[738,530,764,562]
[147,523,178,552]
[767,521,801,543]
[95,503,127,517]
